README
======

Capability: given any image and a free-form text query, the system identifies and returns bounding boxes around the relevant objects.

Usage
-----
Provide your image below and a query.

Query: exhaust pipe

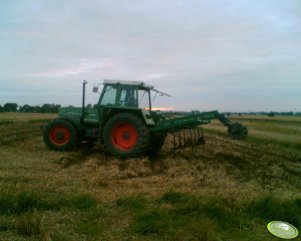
[82,80,87,122]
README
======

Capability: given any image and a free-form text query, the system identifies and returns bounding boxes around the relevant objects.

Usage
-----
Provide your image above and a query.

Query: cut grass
[0,112,56,122]
[0,190,101,240]
[125,191,301,241]
[0,190,97,215]
[14,210,43,237]
[205,127,301,151]
[98,191,296,240]
[0,191,40,215]
[247,194,301,227]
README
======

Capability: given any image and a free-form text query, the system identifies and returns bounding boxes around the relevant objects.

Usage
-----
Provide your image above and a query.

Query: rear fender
[101,107,152,128]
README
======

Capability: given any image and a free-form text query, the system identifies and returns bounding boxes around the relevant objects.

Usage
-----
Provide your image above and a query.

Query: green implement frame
[151,110,247,139]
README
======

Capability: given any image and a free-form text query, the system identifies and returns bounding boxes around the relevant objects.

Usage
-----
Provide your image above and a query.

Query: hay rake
[172,128,205,152]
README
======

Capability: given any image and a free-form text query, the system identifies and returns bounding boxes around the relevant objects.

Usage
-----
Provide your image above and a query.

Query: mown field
[0,113,301,241]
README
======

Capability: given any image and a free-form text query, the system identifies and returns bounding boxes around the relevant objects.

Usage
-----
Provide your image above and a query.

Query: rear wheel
[103,113,150,157]
[43,119,78,151]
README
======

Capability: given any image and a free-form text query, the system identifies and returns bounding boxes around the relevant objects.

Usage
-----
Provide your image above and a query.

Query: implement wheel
[103,113,150,157]
[228,123,248,140]
[43,119,78,151]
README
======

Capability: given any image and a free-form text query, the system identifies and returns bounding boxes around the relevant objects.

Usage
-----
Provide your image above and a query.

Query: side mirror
[93,87,99,93]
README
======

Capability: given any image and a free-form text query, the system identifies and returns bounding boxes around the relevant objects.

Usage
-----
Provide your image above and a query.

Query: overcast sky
[0,0,300,112]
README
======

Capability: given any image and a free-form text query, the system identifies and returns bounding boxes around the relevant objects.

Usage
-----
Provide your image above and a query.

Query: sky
[0,0,300,112]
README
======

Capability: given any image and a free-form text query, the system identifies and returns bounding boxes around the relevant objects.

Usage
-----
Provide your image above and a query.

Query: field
[0,113,301,241]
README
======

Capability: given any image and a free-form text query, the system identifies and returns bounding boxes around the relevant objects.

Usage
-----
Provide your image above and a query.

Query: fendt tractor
[43,80,248,157]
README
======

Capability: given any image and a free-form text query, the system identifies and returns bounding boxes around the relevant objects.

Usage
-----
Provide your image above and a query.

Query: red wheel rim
[49,125,71,146]
[111,123,138,151]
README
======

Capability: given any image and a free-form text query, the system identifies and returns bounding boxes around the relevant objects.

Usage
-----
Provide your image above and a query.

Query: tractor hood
[59,107,99,125]
[59,106,83,116]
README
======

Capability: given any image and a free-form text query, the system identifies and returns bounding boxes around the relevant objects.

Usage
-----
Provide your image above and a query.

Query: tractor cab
[97,80,159,110]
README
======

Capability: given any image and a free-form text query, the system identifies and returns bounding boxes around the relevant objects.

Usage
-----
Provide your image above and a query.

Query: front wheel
[103,113,150,157]
[43,119,78,151]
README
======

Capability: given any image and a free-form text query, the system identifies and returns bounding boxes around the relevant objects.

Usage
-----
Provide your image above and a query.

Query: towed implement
[43,80,248,157]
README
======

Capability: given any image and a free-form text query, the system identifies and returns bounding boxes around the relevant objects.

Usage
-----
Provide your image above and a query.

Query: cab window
[118,86,137,107]
[100,85,117,105]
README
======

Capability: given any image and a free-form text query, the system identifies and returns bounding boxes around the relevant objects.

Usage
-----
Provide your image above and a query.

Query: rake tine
[199,127,205,144]
[193,128,197,145]
[183,129,187,147]
[179,131,182,148]
[190,129,193,151]
[171,127,206,153]
[185,130,188,147]
[173,132,176,152]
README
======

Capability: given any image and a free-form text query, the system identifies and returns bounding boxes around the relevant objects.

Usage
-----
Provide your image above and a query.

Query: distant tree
[20,104,35,113]
[53,104,61,113]
[19,105,25,112]
[268,111,275,117]
[4,103,18,112]
[41,104,51,113]
[41,104,61,113]
[34,105,42,113]
[0,105,4,112]
[283,111,294,116]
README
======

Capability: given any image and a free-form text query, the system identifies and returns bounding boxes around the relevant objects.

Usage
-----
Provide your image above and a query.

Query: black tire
[43,119,78,151]
[103,113,150,157]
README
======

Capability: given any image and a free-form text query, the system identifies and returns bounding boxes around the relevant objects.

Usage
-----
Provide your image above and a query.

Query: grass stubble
[0,113,300,240]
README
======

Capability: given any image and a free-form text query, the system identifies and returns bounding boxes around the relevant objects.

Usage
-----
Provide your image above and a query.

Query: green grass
[0,190,97,215]
[14,211,43,237]
[0,120,14,125]
[0,191,40,215]
[113,191,301,241]
[205,127,301,151]
[116,195,148,210]
[1,188,301,240]
[0,190,101,239]
[0,112,56,123]
[247,194,301,226]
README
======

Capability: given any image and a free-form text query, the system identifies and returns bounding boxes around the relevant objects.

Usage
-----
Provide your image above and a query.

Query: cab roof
[103,79,171,97]
[103,79,153,90]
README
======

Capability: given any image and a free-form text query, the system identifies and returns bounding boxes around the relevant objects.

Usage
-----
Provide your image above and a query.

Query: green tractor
[43,80,248,157]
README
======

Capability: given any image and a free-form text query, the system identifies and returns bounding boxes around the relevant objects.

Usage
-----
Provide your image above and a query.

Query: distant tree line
[0,103,300,116]
[0,103,61,113]
[226,111,301,116]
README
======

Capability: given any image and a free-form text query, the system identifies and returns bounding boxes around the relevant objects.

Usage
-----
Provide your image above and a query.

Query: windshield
[138,89,150,109]
[99,85,117,105]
